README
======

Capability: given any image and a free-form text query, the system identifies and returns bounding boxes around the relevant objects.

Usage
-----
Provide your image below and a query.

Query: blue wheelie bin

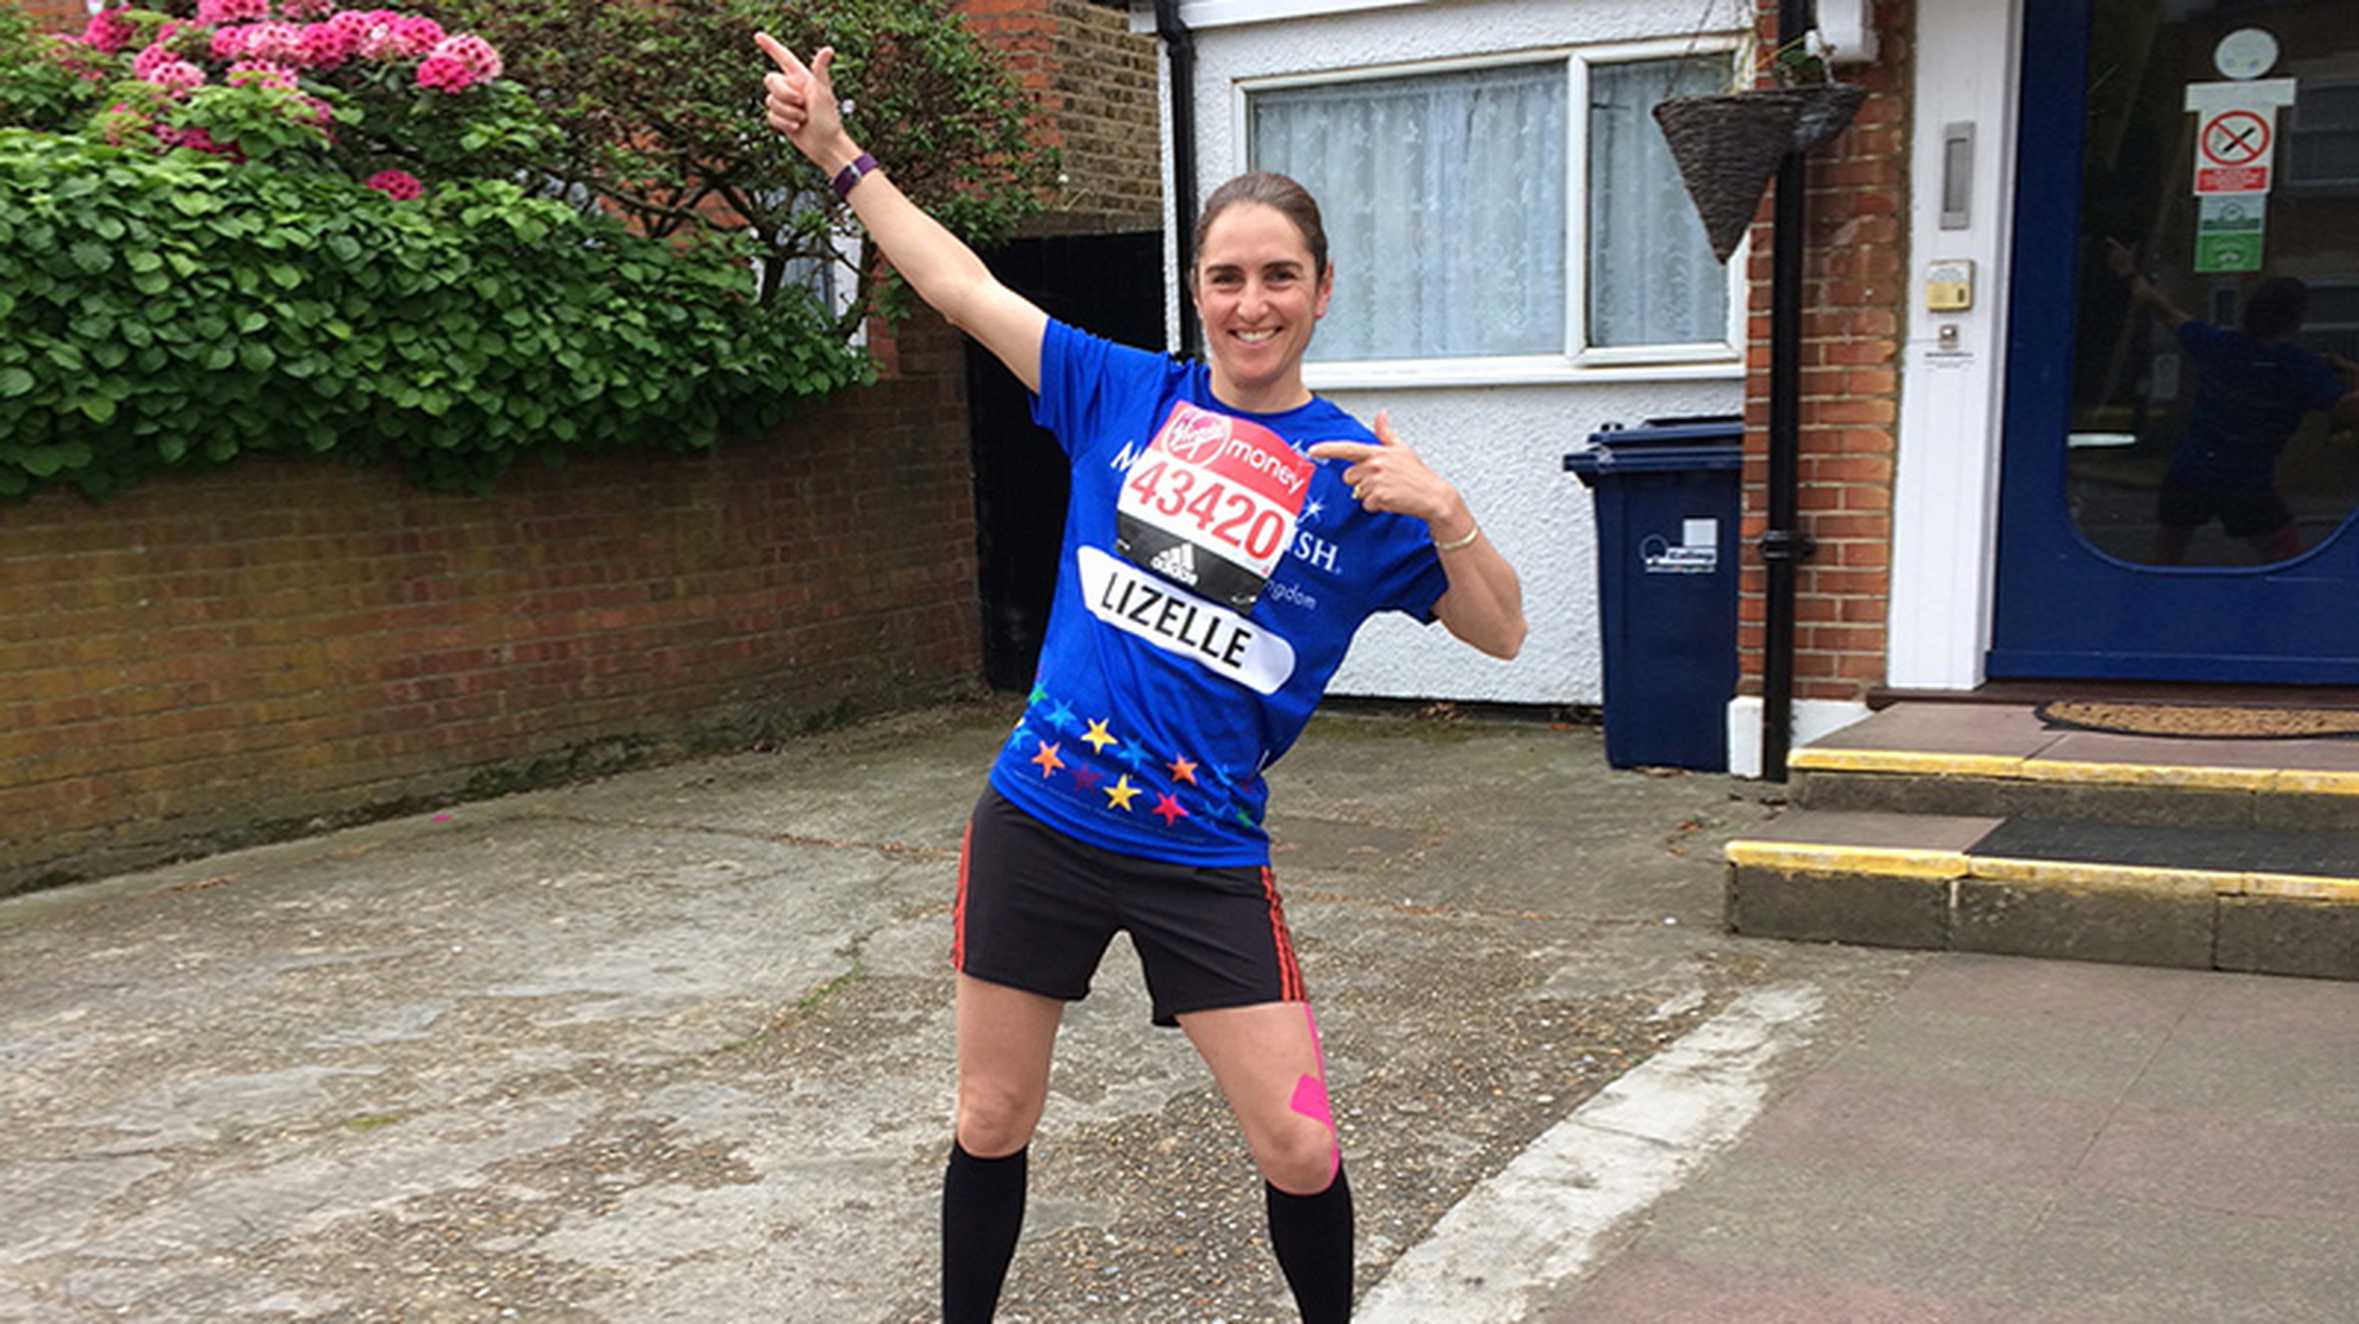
[1563,416,1744,771]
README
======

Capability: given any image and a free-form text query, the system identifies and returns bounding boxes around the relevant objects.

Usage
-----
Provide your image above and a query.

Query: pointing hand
[1307,410,1467,535]
[755,32,845,165]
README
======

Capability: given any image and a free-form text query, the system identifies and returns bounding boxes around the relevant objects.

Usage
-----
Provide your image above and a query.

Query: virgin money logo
[1160,411,1230,464]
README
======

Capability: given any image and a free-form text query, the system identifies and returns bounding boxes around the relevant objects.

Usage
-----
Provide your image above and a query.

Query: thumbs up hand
[755,32,850,167]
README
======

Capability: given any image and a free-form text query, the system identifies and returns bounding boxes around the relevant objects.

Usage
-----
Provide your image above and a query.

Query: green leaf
[46,344,84,371]
[266,263,302,289]
[159,436,188,462]
[0,368,31,398]
[70,240,111,274]
[78,396,116,423]
[126,249,163,273]
[236,310,267,333]
[238,342,276,372]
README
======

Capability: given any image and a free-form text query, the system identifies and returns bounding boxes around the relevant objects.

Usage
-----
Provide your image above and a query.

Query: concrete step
[1725,808,2359,981]
[1792,702,2359,830]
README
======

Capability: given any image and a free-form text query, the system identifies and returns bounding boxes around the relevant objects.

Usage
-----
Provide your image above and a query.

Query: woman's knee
[956,1081,1045,1157]
[1254,1116,1340,1196]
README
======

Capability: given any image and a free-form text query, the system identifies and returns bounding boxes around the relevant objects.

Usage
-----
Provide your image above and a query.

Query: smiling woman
[755,28,1526,1324]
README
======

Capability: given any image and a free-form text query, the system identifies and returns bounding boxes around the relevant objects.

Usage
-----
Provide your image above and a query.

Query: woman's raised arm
[756,33,1048,392]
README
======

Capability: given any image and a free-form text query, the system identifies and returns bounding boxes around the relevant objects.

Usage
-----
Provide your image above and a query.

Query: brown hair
[2241,276,2308,342]
[1191,171,1329,282]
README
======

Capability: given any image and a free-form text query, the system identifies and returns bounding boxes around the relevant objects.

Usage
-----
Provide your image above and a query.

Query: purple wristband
[830,152,878,203]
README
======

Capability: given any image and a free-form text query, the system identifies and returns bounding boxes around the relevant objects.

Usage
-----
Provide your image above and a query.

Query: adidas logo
[1149,542,1199,585]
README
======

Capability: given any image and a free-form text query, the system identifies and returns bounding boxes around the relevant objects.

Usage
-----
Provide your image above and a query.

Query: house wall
[963,0,1164,235]
[1734,0,1913,707]
[1167,0,1751,706]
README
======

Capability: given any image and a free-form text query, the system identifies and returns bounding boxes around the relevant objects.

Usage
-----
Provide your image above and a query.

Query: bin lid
[1563,443,1742,483]
[1582,414,1743,450]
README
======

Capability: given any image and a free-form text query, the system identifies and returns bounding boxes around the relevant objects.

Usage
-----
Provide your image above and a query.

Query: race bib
[1116,400,1314,612]
[1077,547,1297,694]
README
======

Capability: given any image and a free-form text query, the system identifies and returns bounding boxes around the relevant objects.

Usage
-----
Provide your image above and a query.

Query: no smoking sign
[2184,79,2296,196]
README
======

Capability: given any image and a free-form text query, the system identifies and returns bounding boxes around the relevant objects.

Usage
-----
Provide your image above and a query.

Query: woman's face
[1192,202,1332,408]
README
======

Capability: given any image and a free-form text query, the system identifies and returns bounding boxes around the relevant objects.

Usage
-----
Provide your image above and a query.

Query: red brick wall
[1738,2,1912,704]
[959,0,1161,234]
[13,0,87,32]
[1,311,982,895]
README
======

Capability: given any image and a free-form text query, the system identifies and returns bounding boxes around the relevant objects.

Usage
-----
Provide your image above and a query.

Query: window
[2285,79,2359,189]
[1243,43,1740,380]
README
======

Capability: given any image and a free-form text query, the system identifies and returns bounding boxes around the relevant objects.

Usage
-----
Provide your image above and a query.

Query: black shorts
[953,786,1307,1027]
[2157,480,2293,539]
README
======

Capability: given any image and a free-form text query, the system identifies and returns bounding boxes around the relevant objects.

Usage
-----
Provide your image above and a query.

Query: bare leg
[1183,1001,1352,1322]
[944,974,1064,1324]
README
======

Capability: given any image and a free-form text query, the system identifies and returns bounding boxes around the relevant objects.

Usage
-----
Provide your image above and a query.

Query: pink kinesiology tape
[1290,1004,1340,1181]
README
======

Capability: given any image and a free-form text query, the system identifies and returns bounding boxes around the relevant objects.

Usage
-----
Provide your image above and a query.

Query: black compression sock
[1266,1161,1354,1324]
[943,1140,1028,1324]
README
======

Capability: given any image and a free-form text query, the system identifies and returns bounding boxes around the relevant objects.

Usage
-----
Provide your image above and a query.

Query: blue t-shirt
[987,320,1449,867]
[2171,321,2348,487]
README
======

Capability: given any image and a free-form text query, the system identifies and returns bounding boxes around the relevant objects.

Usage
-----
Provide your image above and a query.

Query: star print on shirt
[1005,722,1033,751]
[1028,683,1050,706]
[1165,755,1198,785]
[1069,765,1104,792]
[1116,742,1154,772]
[1045,701,1079,733]
[1030,741,1065,778]
[1083,719,1120,754]
[1151,793,1189,826]
[1104,775,1141,811]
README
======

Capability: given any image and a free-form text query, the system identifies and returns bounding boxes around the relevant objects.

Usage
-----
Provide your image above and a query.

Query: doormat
[2036,700,2359,740]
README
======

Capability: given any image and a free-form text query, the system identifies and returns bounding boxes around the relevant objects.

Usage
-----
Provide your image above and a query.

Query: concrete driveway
[1,701,1914,1322]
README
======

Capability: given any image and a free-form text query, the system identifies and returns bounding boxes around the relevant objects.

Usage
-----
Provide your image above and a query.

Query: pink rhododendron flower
[149,60,210,94]
[240,22,307,64]
[132,41,179,80]
[211,25,251,61]
[82,8,136,54]
[366,169,423,201]
[387,15,445,58]
[196,0,271,25]
[413,56,477,93]
[425,33,502,81]
[227,60,301,91]
[281,0,341,18]
[297,23,357,70]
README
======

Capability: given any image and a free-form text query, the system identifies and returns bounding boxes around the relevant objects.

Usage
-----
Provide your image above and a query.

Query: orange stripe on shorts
[1261,866,1304,1001]
[951,818,974,972]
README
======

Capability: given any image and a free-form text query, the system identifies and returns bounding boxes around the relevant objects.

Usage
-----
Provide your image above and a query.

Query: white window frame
[1234,35,1748,391]
[2284,76,2359,191]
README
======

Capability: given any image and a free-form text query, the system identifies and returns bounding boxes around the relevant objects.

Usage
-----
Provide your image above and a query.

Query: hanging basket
[1652,84,1869,264]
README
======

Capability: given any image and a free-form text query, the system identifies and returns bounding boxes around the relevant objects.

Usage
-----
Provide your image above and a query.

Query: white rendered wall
[1164,0,1753,706]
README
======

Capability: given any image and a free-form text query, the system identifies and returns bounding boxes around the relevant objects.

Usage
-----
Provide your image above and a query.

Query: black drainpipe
[1759,0,1820,783]
[1152,0,1201,356]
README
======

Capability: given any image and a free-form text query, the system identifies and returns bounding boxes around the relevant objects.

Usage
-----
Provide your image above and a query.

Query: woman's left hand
[1306,411,1474,540]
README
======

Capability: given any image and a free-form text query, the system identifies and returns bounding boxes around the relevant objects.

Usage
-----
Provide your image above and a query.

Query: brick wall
[959,0,1162,234]
[1738,1,1911,704]
[1,311,983,895]
[13,0,87,32]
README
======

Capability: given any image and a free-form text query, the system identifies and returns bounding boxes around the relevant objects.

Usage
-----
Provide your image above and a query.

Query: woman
[756,34,1525,1323]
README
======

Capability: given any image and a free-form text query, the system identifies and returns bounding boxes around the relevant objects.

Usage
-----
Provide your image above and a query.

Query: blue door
[1989,0,2359,682]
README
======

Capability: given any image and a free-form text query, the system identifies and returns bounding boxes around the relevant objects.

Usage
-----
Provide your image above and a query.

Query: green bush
[418,0,1057,332]
[0,129,870,499]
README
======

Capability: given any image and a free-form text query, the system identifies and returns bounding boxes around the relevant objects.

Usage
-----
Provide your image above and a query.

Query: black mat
[1970,819,2359,881]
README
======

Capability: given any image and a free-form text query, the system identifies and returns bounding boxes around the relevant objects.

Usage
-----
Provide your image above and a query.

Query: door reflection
[2066,0,2359,568]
